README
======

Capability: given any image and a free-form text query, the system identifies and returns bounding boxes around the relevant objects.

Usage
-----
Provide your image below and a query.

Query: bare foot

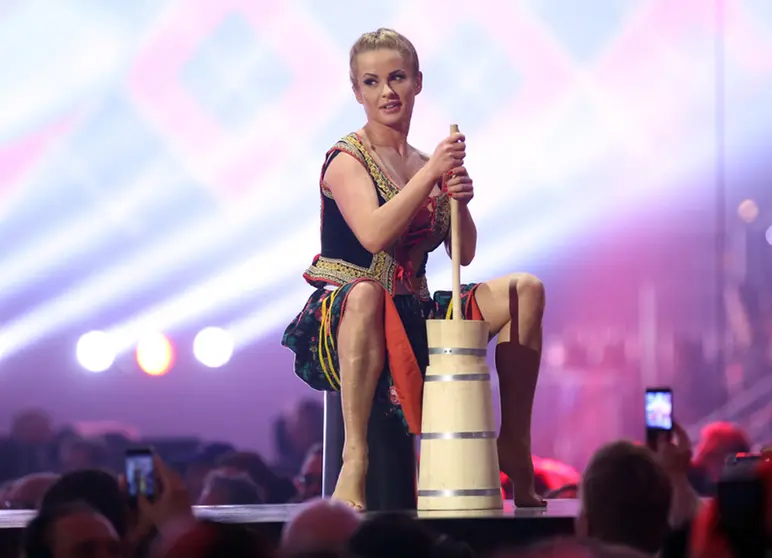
[331,458,367,511]
[498,438,547,508]
[513,490,547,508]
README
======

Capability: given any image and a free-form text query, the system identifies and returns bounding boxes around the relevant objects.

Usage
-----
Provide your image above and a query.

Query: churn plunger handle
[449,124,462,322]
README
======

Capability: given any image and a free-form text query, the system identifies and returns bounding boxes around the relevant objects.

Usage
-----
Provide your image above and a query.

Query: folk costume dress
[281,133,484,435]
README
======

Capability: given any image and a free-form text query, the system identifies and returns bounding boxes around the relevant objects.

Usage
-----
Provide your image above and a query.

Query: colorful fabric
[302,133,450,300]
[284,132,479,434]
[281,280,483,434]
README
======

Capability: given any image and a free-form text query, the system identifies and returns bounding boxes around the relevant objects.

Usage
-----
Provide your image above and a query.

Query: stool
[322,391,417,510]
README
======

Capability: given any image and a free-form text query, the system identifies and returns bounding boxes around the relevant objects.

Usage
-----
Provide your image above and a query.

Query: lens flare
[136,332,174,376]
[76,331,116,373]
[193,327,234,368]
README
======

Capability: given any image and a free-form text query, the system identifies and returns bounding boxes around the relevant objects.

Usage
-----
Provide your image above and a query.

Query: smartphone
[645,387,673,449]
[125,448,156,501]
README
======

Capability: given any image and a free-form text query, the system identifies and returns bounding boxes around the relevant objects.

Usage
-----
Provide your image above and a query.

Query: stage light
[738,199,759,223]
[0,159,316,362]
[0,165,176,305]
[193,327,233,368]
[76,331,115,373]
[766,225,772,246]
[104,224,316,357]
[0,0,750,364]
[136,332,174,376]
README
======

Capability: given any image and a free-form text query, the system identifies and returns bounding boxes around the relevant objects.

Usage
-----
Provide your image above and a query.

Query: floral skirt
[281,279,481,432]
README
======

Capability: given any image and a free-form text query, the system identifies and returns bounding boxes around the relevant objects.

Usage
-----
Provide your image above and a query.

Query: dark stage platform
[0,499,576,555]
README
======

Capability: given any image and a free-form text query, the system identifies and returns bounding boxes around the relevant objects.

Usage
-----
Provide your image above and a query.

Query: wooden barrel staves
[417,319,503,511]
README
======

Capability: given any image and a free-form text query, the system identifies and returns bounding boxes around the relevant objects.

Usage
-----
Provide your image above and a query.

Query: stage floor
[0,500,578,555]
[0,499,579,529]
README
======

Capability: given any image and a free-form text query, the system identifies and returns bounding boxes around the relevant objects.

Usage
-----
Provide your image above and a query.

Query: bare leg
[474,273,546,507]
[331,281,385,509]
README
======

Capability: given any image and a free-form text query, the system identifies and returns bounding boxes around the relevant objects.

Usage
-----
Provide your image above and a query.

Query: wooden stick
[449,124,462,321]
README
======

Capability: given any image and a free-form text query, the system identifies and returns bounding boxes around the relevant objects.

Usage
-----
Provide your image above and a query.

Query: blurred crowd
[1,394,770,557]
[0,400,325,510]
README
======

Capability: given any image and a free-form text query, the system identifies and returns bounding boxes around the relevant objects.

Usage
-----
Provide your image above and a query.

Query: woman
[282,28,546,509]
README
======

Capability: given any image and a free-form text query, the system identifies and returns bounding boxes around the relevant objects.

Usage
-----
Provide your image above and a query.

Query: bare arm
[324,155,437,254]
[324,133,465,254]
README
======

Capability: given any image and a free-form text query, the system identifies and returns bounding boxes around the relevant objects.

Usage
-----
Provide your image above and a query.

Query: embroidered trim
[304,253,394,294]
[347,133,399,202]
[320,140,367,199]
[332,139,367,167]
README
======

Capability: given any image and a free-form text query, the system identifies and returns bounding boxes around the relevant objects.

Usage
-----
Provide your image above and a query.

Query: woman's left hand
[444,166,474,205]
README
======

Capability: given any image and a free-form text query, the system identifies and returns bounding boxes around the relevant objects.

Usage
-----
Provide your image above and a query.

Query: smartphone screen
[645,388,673,431]
[125,449,155,499]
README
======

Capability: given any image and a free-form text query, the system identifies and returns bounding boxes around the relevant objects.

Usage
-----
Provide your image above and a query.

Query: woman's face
[353,48,422,129]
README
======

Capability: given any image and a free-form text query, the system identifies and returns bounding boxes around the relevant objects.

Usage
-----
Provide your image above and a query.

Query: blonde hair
[349,28,420,87]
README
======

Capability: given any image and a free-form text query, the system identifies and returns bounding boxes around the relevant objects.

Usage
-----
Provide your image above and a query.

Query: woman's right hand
[427,132,466,180]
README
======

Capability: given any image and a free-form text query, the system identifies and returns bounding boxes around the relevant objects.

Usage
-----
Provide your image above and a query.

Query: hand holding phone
[125,450,195,529]
[645,387,673,450]
[125,448,156,502]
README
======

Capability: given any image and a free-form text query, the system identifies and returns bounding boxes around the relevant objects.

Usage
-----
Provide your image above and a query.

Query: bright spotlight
[766,225,772,246]
[193,327,234,368]
[136,332,174,376]
[738,199,759,223]
[76,331,115,373]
